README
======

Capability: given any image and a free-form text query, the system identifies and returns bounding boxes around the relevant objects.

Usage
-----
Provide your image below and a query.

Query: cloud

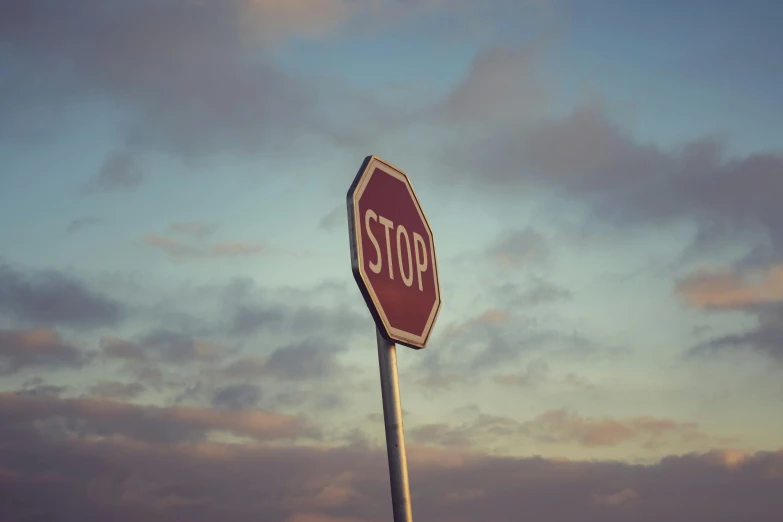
[144,232,268,261]
[431,44,547,126]
[1,0,463,161]
[318,206,345,232]
[0,263,125,329]
[87,381,146,400]
[408,414,520,448]
[265,340,343,380]
[285,514,369,522]
[492,358,550,388]
[229,305,287,336]
[67,216,105,234]
[241,0,360,42]
[690,302,783,362]
[221,339,344,382]
[0,328,90,375]
[442,69,783,257]
[494,278,572,307]
[522,410,712,449]
[169,221,217,238]
[87,151,144,192]
[101,330,220,365]
[17,377,68,398]
[420,308,612,387]
[407,407,718,453]
[0,392,311,444]
[676,265,783,310]
[0,395,780,522]
[101,336,146,361]
[212,384,262,410]
[487,228,550,266]
[591,488,640,507]
[678,265,783,362]
[0,1,323,157]
[222,279,367,340]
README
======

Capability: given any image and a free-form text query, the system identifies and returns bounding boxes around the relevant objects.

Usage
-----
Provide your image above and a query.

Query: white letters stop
[365,209,428,291]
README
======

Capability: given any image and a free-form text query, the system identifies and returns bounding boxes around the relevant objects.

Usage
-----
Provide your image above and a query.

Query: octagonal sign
[347,155,441,349]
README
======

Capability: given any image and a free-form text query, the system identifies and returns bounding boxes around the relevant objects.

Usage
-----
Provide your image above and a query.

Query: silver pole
[376,327,413,522]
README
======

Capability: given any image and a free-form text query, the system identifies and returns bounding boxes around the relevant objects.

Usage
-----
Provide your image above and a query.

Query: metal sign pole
[376,327,414,522]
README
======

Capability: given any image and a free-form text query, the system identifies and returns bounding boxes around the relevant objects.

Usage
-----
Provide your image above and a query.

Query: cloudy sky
[1,1,782,520]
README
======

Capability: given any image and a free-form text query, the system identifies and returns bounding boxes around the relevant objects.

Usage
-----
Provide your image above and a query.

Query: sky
[1,1,782,520]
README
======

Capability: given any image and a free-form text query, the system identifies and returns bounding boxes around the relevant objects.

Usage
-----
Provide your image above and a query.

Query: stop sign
[347,155,441,349]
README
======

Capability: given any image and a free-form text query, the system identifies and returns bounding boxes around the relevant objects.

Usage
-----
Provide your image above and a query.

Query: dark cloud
[690,302,783,363]
[0,328,89,375]
[101,330,221,365]
[87,151,144,192]
[101,336,146,361]
[494,278,572,307]
[0,263,125,329]
[420,310,614,387]
[139,330,220,363]
[88,381,146,400]
[222,278,367,340]
[677,265,783,362]
[228,305,286,336]
[430,45,547,125]
[0,1,316,157]
[0,406,780,522]
[0,0,427,165]
[445,79,783,257]
[221,339,343,383]
[222,355,268,381]
[264,340,341,381]
[66,216,105,234]
[16,382,68,398]
[408,414,519,448]
[212,384,261,411]
[0,392,310,444]
[318,206,345,232]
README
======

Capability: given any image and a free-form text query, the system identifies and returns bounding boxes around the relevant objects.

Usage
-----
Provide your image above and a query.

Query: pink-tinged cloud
[1,421,780,522]
[169,221,217,238]
[679,265,783,362]
[144,232,268,261]
[0,327,89,375]
[676,265,783,310]
[441,309,510,341]
[242,0,360,42]
[286,514,371,522]
[407,408,718,454]
[592,488,640,507]
[523,409,712,448]
[0,393,312,443]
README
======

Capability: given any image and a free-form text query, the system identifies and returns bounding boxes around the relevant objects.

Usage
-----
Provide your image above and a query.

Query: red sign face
[347,156,441,349]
